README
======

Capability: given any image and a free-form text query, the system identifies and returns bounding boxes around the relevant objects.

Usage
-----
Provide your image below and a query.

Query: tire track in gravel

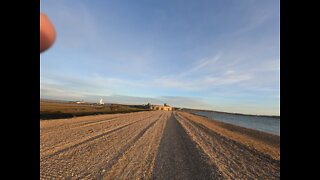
[41,113,158,161]
[40,113,155,154]
[40,111,165,179]
[41,110,279,180]
[175,112,280,180]
[152,112,224,180]
[40,113,137,134]
[108,112,170,179]
[90,112,168,180]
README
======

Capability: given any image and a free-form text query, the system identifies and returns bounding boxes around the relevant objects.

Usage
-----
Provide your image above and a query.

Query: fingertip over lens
[40,13,56,53]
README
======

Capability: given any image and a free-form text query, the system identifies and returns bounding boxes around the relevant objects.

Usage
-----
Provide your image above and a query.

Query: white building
[99,98,104,105]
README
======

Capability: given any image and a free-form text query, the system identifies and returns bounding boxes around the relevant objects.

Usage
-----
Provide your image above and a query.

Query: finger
[40,13,56,53]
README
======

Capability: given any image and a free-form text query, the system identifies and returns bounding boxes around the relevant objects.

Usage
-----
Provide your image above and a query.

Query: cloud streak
[41,53,263,94]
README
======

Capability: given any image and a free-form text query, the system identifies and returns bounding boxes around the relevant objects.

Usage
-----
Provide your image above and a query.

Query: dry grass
[40,100,150,120]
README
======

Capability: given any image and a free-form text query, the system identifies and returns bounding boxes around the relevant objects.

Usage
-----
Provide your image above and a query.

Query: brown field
[40,100,149,119]
[40,111,280,179]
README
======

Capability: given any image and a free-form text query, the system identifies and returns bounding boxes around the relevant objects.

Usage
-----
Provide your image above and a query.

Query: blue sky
[40,0,280,116]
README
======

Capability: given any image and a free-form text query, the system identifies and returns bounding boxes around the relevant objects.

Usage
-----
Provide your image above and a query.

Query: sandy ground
[40,111,280,180]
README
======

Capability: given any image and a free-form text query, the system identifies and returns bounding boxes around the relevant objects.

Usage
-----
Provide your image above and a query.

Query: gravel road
[40,111,280,180]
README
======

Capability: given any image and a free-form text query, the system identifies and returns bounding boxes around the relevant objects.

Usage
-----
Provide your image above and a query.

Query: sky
[40,0,280,116]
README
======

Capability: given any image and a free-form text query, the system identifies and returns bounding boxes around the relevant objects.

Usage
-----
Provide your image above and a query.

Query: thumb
[40,13,56,53]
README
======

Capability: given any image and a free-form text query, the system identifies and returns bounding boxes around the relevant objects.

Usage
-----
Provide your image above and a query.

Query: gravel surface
[40,111,280,180]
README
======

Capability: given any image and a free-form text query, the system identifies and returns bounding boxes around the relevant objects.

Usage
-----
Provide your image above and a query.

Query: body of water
[185,110,280,136]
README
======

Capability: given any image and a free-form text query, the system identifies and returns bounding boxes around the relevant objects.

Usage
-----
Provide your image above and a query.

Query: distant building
[148,103,172,111]
[99,98,104,105]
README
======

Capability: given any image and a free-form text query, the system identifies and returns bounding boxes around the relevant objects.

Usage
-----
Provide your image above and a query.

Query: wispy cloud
[153,73,253,91]
[41,53,257,94]
[40,0,279,115]
[250,59,280,72]
[150,54,255,91]
[234,1,278,35]
[41,83,87,101]
[177,54,221,78]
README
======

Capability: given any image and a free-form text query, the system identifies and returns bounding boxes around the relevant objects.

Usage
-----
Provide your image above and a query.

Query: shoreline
[181,111,280,160]
[182,108,280,119]
[185,110,280,136]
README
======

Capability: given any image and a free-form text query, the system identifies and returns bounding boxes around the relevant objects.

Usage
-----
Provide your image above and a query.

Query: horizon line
[40,98,280,117]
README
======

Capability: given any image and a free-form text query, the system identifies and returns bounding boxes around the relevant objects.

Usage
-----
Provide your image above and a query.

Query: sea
[184,110,280,136]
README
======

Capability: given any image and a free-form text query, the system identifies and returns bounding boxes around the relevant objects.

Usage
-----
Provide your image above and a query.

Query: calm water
[185,110,280,136]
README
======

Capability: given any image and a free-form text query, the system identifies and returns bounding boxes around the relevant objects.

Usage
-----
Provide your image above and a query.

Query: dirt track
[40,111,280,180]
